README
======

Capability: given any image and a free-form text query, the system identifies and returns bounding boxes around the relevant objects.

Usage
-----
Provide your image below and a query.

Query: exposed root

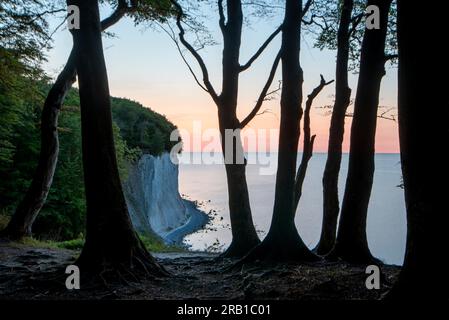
[218,238,260,260]
[326,245,383,266]
[228,237,322,273]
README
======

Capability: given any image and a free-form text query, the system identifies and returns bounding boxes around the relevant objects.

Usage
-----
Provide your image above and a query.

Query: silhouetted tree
[329,0,392,264]
[0,0,170,240]
[385,0,449,299]
[237,0,319,263]
[69,0,166,277]
[294,75,333,208]
[172,0,283,257]
[316,0,354,256]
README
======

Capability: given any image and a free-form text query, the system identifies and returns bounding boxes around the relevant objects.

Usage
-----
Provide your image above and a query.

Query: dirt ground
[0,241,400,300]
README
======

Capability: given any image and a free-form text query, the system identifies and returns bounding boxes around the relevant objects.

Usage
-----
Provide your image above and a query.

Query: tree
[68,0,166,277]
[171,0,283,257]
[294,75,333,209]
[0,0,170,240]
[329,0,393,264]
[385,0,449,299]
[316,0,354,256]
[237,0,319,263]
[305,0,397,256]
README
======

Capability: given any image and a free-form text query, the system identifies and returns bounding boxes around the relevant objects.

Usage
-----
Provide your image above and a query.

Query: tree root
[326,245,383,266]
[217,238,261,260]
[227,237,322,273]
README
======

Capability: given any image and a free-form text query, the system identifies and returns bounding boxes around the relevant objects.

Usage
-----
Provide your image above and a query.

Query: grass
[9,235,184,253]
[0,211,10,230]
[0,213,185,253]
[139,233,185,253]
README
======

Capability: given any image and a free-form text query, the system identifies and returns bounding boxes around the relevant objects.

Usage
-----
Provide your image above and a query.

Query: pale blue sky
[43,3,399,152]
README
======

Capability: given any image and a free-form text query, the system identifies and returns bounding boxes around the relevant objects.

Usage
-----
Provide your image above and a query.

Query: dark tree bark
[237,0,319,263]
[69,0,165,277]
[385,0,449,299]
[330,0,392,264]
[294,75,333,209]
[0,52,76,240]
[316,0,354,256]
[173,0,283,258]
[216,0,260,258]
[0,2,131,241]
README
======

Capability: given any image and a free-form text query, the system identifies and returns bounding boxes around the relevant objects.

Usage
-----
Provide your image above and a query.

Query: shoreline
[163,199,210,246]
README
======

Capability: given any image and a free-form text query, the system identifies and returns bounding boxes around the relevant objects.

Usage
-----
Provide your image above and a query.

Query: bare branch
[294,75,333,208]
[239,25,282,72]
[101,0,132,30]
[384,54,398,61]
[346,106,397,122]
[302,0,314,17]
[171,0,219,103]
[158,22,210,93]
[240,51,282,128]
[349,13,364,38]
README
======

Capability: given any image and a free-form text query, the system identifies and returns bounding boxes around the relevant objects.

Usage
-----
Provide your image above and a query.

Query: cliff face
[123,153,190,239]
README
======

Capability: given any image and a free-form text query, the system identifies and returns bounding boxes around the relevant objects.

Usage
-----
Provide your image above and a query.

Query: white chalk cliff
[123,153,207,244]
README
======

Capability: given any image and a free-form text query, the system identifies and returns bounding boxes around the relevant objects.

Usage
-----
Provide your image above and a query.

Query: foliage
[305,0,397,70]
[111,97,178,155]
[0,66,177,240]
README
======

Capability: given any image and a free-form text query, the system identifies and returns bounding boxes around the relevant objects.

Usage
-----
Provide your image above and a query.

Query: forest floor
[0,240,400,300]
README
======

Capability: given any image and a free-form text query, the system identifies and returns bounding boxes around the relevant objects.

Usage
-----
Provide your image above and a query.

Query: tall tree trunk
[69,0,165,277]
[0,52,76,240]
[385,0,449,299]
[219,111,260,257]
[330,0,392,264]
[0,3,129,240]
[316,0,353,256]
[238,0,318,263]
[218,0,260,258]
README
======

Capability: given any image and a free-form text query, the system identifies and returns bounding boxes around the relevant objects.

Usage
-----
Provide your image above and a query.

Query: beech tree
[0,0,171,240]
[171,0,283,257]
[68,0,166,276]
[329,0,393,264]
[237,0,319,263]
[386,0,449,299]
[316,0,354,256]
[305,0,397,256]
[294,75,333,209]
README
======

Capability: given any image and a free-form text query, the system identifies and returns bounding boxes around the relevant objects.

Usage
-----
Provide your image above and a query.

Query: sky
[43,3,399,153]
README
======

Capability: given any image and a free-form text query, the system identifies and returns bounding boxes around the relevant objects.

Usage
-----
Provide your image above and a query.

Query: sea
[178,153,406,265]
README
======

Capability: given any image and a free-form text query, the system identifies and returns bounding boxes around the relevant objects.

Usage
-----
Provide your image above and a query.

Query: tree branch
[171,0,219,103]
[294,75,334,208]
[239,25,282,72]
[101,0,132,30]
[349,12,364,38]
[384,54,398,61]
[302,0,314,17]
[240,51,282,128]
[158,22,210,94]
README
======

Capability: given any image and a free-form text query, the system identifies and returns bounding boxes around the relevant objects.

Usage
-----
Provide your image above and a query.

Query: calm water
[179,153,406,265]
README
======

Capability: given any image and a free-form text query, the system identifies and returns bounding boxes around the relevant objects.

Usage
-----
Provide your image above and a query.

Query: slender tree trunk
[218,0,260,258]
[330,0,392,264]
[385,0,449,299]
[238,0,318,263]
[294,75,332,209]
[0,4,129,240]
[69,0,165,277]
[0,52,76,240]
[316,0,353,256]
